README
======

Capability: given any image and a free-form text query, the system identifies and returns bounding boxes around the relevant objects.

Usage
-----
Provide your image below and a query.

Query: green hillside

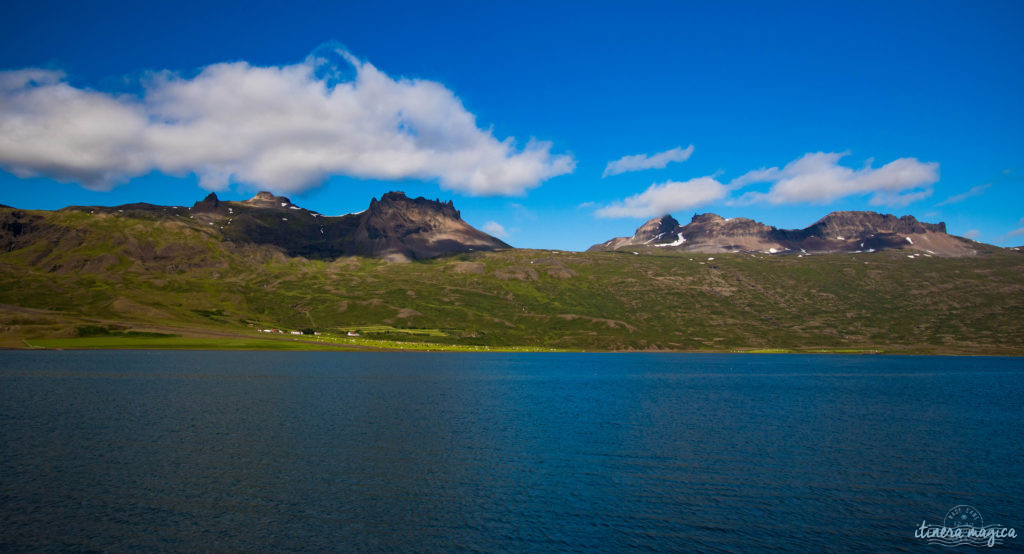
[2,207,1022,354]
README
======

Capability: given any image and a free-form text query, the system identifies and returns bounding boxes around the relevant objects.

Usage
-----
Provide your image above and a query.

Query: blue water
[1,352,1021,552]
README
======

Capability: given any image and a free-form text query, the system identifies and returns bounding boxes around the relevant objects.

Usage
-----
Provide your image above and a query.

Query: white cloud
[728,167,779,188]
[596,149,941,220]
[0,70,151,189]
[0,47,574,195]
[732,151,938,206]
[962,229,981,239]
[482,221,508,238]
[595,177,727,218]
[1007,227,1024,238]
[603,145,694,177]
[936,183,990,206]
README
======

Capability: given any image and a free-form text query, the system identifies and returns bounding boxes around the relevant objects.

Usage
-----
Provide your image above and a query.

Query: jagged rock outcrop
[344,192,509,261]
[191,193,229,214]
[589,210,976,256]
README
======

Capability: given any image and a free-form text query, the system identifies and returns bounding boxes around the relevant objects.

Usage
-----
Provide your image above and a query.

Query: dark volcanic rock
[191,193,229,214]
[0,209,53,252]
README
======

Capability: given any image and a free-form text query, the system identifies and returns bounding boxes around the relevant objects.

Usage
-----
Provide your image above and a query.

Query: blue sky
[1,0,1022,249]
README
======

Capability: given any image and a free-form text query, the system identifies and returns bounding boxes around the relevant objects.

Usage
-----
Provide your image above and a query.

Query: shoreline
[5,338,1022,357]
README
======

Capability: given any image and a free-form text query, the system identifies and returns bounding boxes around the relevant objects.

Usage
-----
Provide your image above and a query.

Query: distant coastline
[10,333,1022,357]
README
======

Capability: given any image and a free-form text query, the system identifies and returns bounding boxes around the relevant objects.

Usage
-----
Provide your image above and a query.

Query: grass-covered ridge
[1,206,1022,354]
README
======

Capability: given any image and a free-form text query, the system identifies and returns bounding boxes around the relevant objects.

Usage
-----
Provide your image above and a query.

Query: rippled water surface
[1,352,1022,551]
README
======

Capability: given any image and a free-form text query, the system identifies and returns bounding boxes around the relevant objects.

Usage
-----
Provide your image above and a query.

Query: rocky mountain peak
[589,209,968,256]
[191,192,227,214]
[197,190,505,260]
[681,213,775,242]
[632,215,680,241]
[368,191,460,220]
[378,191,410,203]
[806,211,946,238]
[244,191,294,208]
[337,191,503,260]
[690,213,725,224]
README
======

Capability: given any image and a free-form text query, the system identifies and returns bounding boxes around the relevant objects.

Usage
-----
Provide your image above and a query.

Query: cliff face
[0,209,54,253]
[633,215,680,242]
[681,214,774,241]
[589,211,975,256]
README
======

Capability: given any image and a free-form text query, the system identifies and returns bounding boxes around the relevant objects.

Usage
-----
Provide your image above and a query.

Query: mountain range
[589,212,977,257]
[1,191,1021,354]
[5,190,989,262]
[44,190,510,262]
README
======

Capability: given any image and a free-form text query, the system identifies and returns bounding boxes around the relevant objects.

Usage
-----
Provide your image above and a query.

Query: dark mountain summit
[589,210,976,256]
[343,191,506,261]
[631,215,680,243]
[191,193,228,214]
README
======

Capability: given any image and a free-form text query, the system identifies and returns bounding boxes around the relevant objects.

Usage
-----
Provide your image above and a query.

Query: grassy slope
[1,207,1023,353]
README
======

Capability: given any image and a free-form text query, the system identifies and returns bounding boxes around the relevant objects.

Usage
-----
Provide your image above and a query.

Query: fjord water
[1,353,1021,552]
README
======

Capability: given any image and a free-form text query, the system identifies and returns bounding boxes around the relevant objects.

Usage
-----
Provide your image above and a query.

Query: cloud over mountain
[0,47,574,195]
[732,151,938,206]
[595,177,727,218]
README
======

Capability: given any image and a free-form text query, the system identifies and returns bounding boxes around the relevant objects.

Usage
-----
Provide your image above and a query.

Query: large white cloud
[0,70,151,187]
[731,151,938,206]
[602,145,693,177]
[595,177,727,218]
[0,48,574,195]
